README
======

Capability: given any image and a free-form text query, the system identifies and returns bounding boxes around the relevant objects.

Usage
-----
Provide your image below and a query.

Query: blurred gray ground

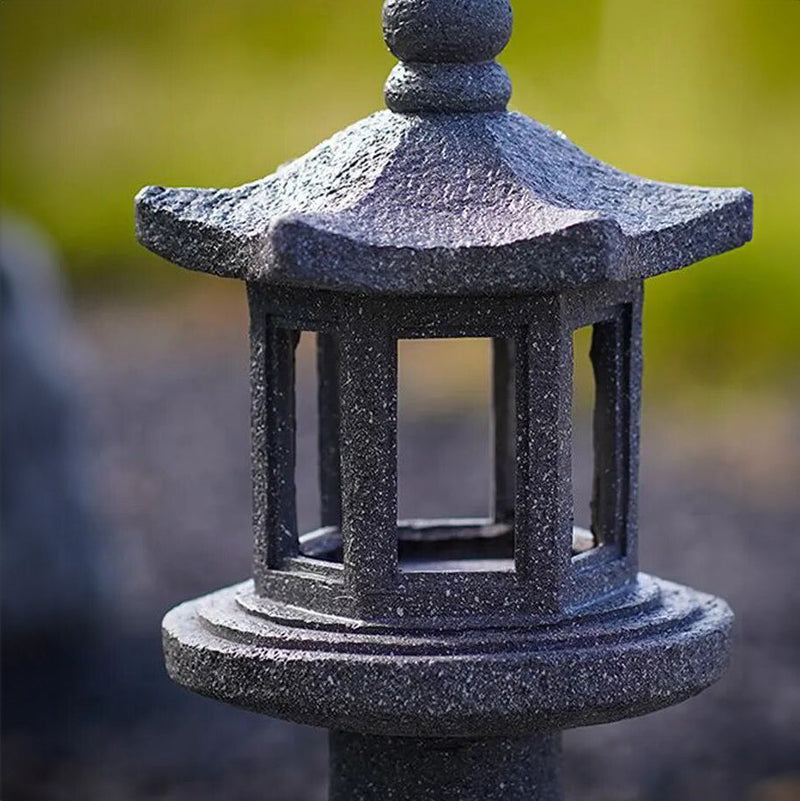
[3,291,800,801]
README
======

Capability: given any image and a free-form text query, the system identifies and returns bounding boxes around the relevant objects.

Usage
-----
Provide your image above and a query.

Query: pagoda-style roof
[135,0,752,295]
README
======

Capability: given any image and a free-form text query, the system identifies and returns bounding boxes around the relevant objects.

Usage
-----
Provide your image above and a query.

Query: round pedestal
[162,573,732,738]
[329,732,562,801]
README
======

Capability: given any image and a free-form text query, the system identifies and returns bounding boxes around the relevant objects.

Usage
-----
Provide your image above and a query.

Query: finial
[382,0,513,113]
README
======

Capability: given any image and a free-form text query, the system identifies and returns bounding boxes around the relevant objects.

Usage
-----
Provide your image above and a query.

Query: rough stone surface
[135,0,752,798]
[239,280,643,623]
[382,0,514,113]
[5,301,795,801]
[382,0,513,64]
[163,575,731,737]
[384,62,512,112]
[135,109,752,294]
[330,731,561,801]
[134,0,752,296]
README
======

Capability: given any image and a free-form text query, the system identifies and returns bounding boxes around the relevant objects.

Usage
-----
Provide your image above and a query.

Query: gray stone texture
[135,0,753,797]
[330,732,561,801]
[136,109,751,294]
[382,0,513,64]
[135,0,751,296]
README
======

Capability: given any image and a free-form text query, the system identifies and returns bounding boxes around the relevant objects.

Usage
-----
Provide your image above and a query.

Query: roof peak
[382,0,514,113]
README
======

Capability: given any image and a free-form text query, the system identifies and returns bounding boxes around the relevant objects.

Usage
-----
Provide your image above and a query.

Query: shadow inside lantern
[299,519,597,572]
[265,289,637,603]
[300,519,514,571]
[289,322,625,574]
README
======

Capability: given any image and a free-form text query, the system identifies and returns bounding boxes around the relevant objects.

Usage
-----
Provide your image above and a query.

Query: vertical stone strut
[137,0,751,798]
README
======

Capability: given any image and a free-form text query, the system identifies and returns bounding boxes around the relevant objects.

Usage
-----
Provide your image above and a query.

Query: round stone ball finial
[383,0,513,64]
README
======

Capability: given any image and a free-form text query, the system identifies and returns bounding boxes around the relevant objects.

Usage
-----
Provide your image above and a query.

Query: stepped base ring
[162,573,732,738]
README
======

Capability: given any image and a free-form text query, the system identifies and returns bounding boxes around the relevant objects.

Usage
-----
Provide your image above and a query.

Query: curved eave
[268,212,626,294]
[136,182,752,295]
[621,187,753,280]
[135,185,259,281]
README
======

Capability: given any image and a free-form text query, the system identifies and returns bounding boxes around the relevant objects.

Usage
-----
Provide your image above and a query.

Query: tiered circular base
[162,574,731,738]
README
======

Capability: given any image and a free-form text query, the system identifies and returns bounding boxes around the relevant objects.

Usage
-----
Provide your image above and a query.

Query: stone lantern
[135,1,753,798]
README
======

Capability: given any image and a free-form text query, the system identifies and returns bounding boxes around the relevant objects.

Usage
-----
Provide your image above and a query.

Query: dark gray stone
[382,0,514,113]
[135,0,752,296]
[135,109,751,294]
[329,732,561,801]
[163,576,731,737]
[135,0,753,798]
[382,0,513,64]
[384,62,513,112]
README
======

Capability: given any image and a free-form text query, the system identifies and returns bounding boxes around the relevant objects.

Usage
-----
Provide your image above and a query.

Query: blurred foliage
[1,0,798,395]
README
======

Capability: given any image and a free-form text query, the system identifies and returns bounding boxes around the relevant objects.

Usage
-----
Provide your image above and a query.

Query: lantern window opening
[395,336,516,574]
[293,331,323,535]
[258,322,344,567]
[571,324,596,556]
[569,303,633,567]
[250,291,640,611]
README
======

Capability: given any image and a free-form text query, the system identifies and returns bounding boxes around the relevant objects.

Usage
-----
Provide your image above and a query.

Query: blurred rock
[1,218,108,732]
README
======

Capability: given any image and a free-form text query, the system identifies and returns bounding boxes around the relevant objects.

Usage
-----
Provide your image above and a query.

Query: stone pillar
[330,732,562,801]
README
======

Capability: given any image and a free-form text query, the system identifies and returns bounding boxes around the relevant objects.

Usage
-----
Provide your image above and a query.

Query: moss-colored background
[2,0,798,396]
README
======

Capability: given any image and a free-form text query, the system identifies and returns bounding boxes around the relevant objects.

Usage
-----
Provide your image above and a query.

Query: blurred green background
[1,0,798,398]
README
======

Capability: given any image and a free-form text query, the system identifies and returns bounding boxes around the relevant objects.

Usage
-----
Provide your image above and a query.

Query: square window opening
[572,325,596,556]
[571,311,630,563]
[288,330,344,565]
[397,337,515,573]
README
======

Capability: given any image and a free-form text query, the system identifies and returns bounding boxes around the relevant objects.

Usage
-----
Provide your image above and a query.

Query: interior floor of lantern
[398,555,516,573]
[302,521,597,570]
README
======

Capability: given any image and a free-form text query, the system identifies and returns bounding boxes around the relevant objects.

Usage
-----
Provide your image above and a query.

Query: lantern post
[135,1,753,798]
